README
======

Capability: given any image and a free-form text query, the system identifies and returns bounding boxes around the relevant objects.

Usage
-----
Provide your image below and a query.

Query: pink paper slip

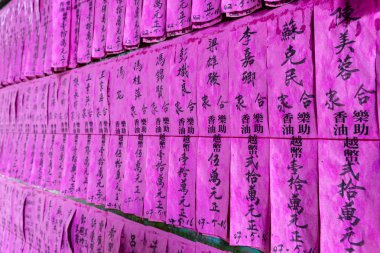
[87,65,110,205]
[191,0,222,29]
[120,219,145,253]
[107,59,128,210]
[315,1,380,252]
[77,0,95,64]
[123,0,142,49]
[196,31,230,241]
[92,0,108,58]
[166,38,199,230]
[104,213,124,253]
[144,227,168,253]
[143,45,173,222]
[166,0,192,37]
[105,0,126,53]
[141,0,167,42]
[267,4,319,253]
[52,0,71,70]
[121,52,149,216]
[68,0,80,68]
[228,15,270,249]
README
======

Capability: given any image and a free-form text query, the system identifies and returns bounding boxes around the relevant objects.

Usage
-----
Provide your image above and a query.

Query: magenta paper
[191,0,222,29]
[141,0,167,42]
[46,196,76,253]
[93,65,110,135]
[43,77,59,188]
[104,213,124,253]
[71,204,90,253]
[92,0,108,58]
[9,184,27,253]
[222,0,262,18]
[61,199,76,253]
[61,133,80,196]
[106,0,126,53]
[196,31,230,240]
[30,80,49,186]
[74,68,95,199]
[123,0,141,49]
[166,0,192,36]
[166,39,199,230]
[144,227,168,253]
[267,4,319,253]
[106,133,128,209]
[228,16,270,249]
[88,208,107,252]
[52,0,71,70]
[120,220,145,253]
[87,65,110,205]
[51,73,70,190]
[87,133,109,204]
[23,0,39,79]
[23,130,37,183]
[24,190,45,253]
[144,46,173,222]
[77,0,95,64]
[44,0,53,75]
[106,60,128,210]
[36,0,47,76]
[315,1,380,252]
[61,71,81,196]
[168,234,195,253]
[195,242,231,253]
[68,0,80,68]
[121,52,149,216]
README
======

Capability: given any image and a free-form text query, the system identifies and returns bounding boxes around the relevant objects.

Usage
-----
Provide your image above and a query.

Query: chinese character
[235,94,247,111]
[239,26,256,46]
[281,45,306,66]
[281,18,304,41]
[242,71,255,86]
[278,94,292,113]
[202,95,211,109]
[207,38,218,53]
[354,84,375,105]
[337,54,359,81]
[241,48,255,68]
[207,72,220,86]
[300,90,314,109]
[325,89,344,110]
[335,30,355,54]
[255,93,266,107]
[331,2,359,27]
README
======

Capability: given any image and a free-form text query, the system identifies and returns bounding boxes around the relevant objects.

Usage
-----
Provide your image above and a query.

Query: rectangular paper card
[52,0,71,69]
[120,219,145,253]
[228,15,270,249]
[107,59,128,210]
[92,0,108,58]
[141,0,167,42]
[104,213,124,253]
[191,0,222,28]
[121,52,149,216]
[105,0,125,53]
[315,1,380,252]
[143,45,173,222]
[196,30,230,240]
[166,38,199,230]
[123,0,142,49]
[267,4,319,253]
